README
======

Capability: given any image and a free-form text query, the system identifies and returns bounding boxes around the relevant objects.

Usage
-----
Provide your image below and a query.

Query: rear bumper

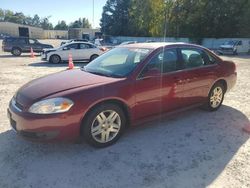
[7,102,81,142]
[226,72,237,92]
[2,47,11,52]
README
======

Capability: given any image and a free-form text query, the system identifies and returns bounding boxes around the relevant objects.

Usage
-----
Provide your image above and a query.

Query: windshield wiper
[80,66,86,71]
[81,67,123,78]
[86,70,113,77]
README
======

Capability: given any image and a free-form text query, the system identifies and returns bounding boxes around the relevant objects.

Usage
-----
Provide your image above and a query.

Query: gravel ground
[0,40,249,188]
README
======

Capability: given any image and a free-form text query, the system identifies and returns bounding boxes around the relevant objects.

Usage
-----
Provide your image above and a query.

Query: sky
[1,0,107,28]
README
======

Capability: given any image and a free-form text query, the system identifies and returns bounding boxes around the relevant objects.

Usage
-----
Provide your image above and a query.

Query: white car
[218,40,250,55]
[41,42,105,63]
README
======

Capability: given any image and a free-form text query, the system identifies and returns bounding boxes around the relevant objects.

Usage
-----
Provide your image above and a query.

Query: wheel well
[90,54,98,59]
[216,79,227,92]
[12,47,21,51]
[81,99,131,132]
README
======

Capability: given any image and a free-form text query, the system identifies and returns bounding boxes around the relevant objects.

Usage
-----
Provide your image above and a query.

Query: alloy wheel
[210,86,223,108]
[91,110,121,143]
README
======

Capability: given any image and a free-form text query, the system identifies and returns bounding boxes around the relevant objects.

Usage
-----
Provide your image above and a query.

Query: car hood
[39,43,54,48]
[16,69,118,107]
[43,47,59,52]
[220,45,234,48]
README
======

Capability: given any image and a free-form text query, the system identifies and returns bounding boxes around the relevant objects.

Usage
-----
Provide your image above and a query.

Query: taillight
[100,47,108,52]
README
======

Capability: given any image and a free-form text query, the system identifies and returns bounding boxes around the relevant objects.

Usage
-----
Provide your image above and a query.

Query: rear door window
[79,43,90,49]
[66,43,79,50]
[205,52,219,65]
[180,49,205,69]
[29,39,36,44]
[17,38,27,44]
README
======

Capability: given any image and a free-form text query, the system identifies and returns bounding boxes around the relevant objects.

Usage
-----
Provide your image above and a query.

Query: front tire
[11,48,22,56]
[205,83,225,111]
[82,103,126,148]
[49,55,61,64]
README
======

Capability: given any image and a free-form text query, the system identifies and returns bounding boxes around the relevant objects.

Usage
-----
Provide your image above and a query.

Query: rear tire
[89,54,99,62]
[204,82,225,111]
[49,55,61,64]
[81,103,126,148]
[11,48,22,56]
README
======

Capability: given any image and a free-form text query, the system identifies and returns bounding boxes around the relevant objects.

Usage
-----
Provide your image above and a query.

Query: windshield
[84,47,151,78]
[224,41,237,45]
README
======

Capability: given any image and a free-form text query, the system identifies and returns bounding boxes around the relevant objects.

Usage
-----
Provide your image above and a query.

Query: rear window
[4,38,26,44]
[17,38,26,44]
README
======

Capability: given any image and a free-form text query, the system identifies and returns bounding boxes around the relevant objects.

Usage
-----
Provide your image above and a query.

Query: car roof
[6,36,29,39]
[70,39,88,41]
[66,41,94,45]
[119,42,200,49]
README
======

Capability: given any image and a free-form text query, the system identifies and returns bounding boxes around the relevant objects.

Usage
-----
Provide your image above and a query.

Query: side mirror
[63,47,68,50]
[143,68,161,78]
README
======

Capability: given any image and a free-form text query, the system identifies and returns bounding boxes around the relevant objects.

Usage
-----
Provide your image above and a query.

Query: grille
[221,48,233,51]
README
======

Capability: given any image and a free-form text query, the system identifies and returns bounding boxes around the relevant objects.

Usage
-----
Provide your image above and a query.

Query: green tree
[129,0,165,37]
[164,0,250,39]
[0,9,5,21]
[40,17,53,30]
[32,14,41,27]
[4,10,14,22]
[54,20,68,30]
[81,18,91,28]
[239,0,250,37]
[69,18,91,28]
[100,0,132,36]
[24,16,33,26]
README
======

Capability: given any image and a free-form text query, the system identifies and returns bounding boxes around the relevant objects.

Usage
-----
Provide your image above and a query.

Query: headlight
[28,98,74,114]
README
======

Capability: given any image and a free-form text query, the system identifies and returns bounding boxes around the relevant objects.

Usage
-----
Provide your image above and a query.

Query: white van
[218,40,250,55]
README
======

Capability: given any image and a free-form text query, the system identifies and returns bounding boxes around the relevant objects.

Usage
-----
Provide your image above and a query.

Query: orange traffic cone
[68,54,74,70]
[30,47,35,58]
[243,124,250,134]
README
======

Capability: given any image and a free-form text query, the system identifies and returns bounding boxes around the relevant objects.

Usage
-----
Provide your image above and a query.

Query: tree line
[100,0,250,39]
[0,8,91,30]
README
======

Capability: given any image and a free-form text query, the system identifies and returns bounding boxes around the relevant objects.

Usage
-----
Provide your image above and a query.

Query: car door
[28,39,41,52]
[79,43,100,60]
[78,43,92,60]
[178,47,219,106]
[60,43,79,61]
[19,38,30,52]
[134,48,186,120]
[160,48,189,112]
[236,40,245,53]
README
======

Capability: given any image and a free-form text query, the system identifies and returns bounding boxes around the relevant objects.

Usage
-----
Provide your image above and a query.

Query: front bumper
[41,52,47,61]
[7,101,81,142]
[218,48,235,55]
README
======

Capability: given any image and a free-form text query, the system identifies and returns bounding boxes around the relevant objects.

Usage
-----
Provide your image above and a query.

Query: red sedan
[8,43,237,147]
